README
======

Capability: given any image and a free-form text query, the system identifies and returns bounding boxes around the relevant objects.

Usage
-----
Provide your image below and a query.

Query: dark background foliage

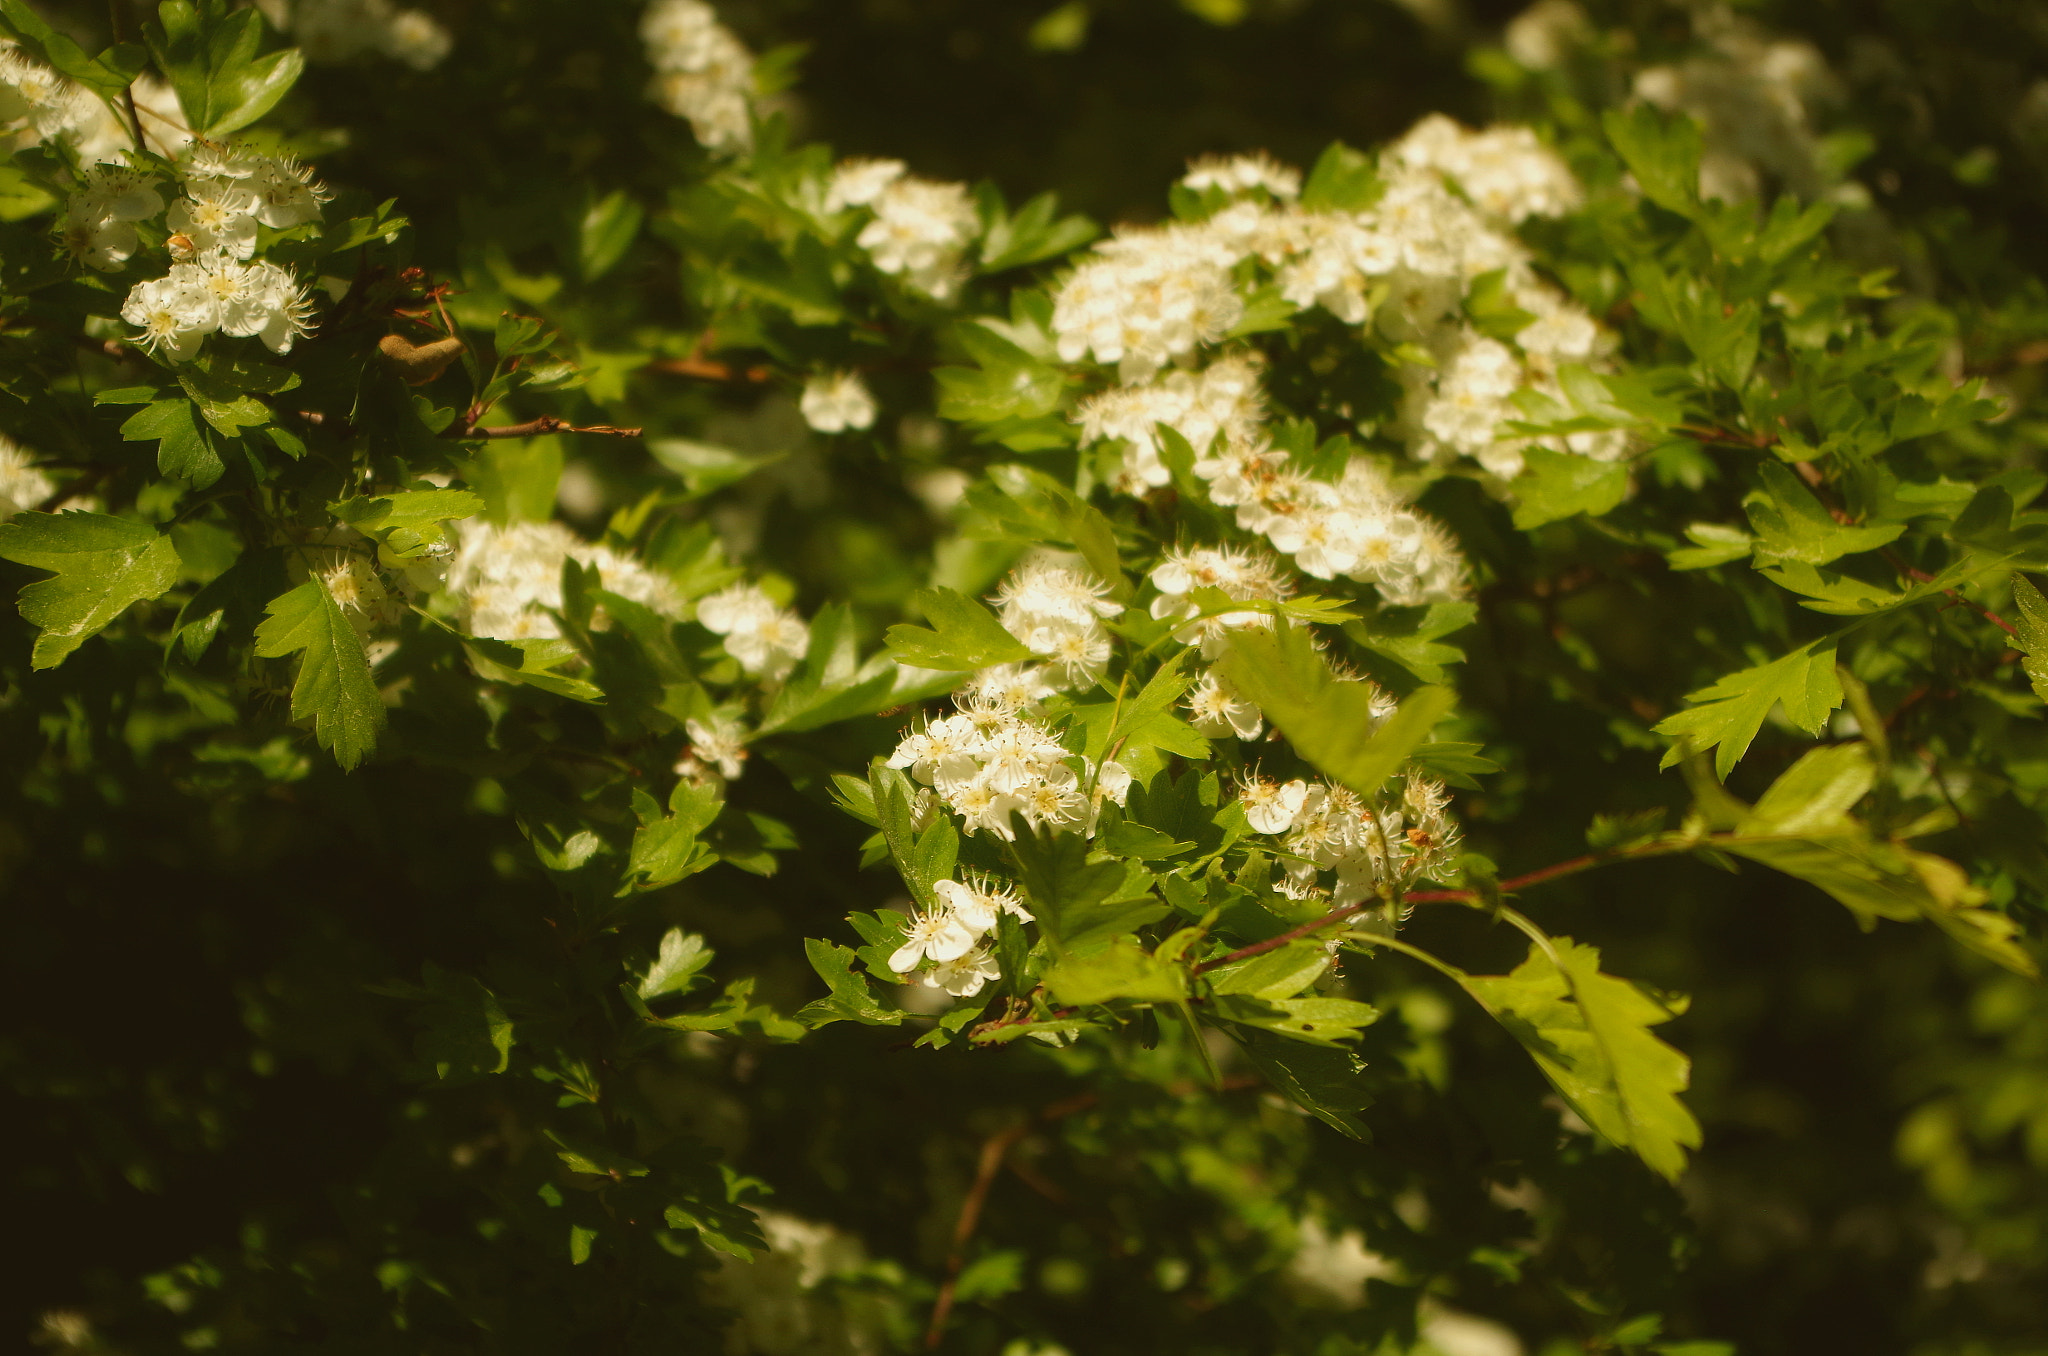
[7,1,2048,1353]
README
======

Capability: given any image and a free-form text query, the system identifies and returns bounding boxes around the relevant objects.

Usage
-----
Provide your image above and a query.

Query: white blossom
[824,158,906,212]
[923,946,1000,998]
[1181,151,1302,200]
[1185,668,1264,741]
[1392,114,1583,223]
[933,876,1032,934]
[695,582,810,679]
[61,167,163,271]
[993,559,1122,692]
[799,370,877,433]
[0,437,55,520]
[850,172,981,300]
[1052,223,1246,382]
[684,715,749,780]
[888,903,977,974]
[1075,354,1264,491]
[447,521,684,642]
[1241,776,1310,835]
[641,0,755,155]
[120,269,213,361]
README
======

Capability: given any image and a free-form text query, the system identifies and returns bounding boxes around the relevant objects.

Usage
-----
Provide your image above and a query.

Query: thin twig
[924,1093,1098,1350]
[646,355,771,383]
[444,415,642,440]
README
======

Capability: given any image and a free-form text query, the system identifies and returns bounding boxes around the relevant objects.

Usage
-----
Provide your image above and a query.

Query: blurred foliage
[4,2,2048,1356]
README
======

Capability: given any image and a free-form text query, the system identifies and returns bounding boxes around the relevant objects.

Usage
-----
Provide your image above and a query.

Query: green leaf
[883,585,1034,671]
[621,781,722,892]
[148,1,305,137]
[1466,939,1701,1181]
[409,964,514,1078]
[1233,1029,1373,1138]
[796,939,906,1027]
[1511,447,1630,529]
[253,577,386,769]
[331,488,485,560]
[979,191,1096,272]
[1211,993,1381,1045]
[1009,827,1163,950]
[647,438,784,500]
[0,511,181,669]
[121,399,224,488]
[1216,620,1454,798]
[1715,755,2036,977]
[1746,464,1904,565]
[638,928,715,1000]
[1738,743,1875,837]
[1603,104,1702,215]
[2010,574,2048,705]
[578,189,644,281]
[935,324,1064,424]
[1653,636,1845,778]
[1300,141,1379,212]
[0,0,142,95]
[1349,600,1475,684]
[1666,522,1756,570]
[1204,941,1332,1000]
[1042,937,1187,1006]
[464,636,604,702]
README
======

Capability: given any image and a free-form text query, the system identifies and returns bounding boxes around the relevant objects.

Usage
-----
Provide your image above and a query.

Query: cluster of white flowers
[1630,9,1843,204]
[1075,353,1263,492]
[1181,151,1302,201]
[641,0,755,155]
[1052,222,1244,383]
[1203,449,1467,604]
[825,158,981,301]
[1149,544,1289,658]
[60,166,161,271]
[1392,114,1584,224]
[696,582,811,680]
[678,712,749,783]
[799,370,877,433]
[993,559,1122,691]
[887,875,1032,998]
[1243,769,1459,904]
[1059,121,1619,490]
[0,436,55,520]
[261,0,452,70]
[112,144,326,359]
[0,43,95,148]
[701,1210,879,1355]
[888,687,1132,842]
[1,43,186,160]
[447,521,684,642]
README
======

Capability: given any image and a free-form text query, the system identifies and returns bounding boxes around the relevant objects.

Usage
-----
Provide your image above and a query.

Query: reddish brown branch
[646,355,771,383]
[924,1092,1098,1349]
[1192,852,1626,974]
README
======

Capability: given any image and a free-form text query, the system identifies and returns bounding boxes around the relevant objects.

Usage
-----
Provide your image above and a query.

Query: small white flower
[120,270,213,360]
[1242,776,1310,835]
[684,716,749,780]
[1186,669,1263,740]
[825,158,906,211]
[889,903,978,974]
[923,946,1000,998]
[799,370,877,433]
[932,877,1031,935]
[167,182,260,259]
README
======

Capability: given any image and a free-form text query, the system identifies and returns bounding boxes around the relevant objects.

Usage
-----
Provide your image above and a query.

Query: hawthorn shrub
[4,2,2048,1354]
